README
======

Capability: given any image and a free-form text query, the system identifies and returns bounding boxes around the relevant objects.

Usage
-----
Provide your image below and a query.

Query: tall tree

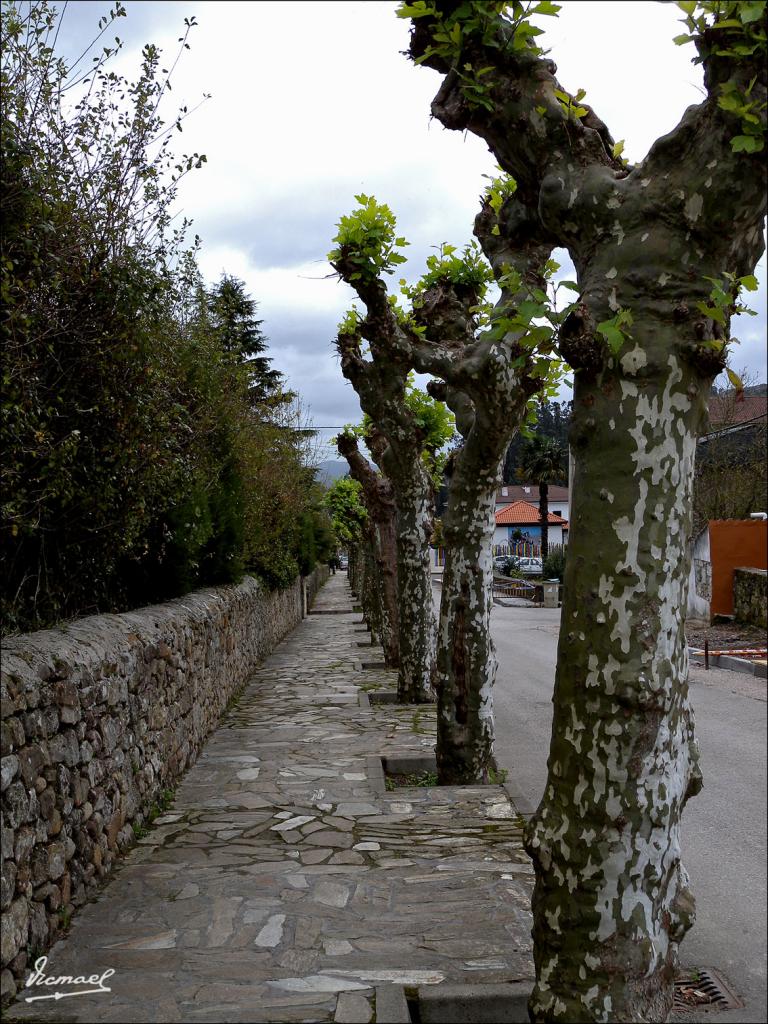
[502,399,571,484]
[324,476,368,551]
[518,435,567,558]
[402,1,766,1020]
[329,205,438,702]
[207,275,286,407]
[336,428,400,669]
[331,194,562,783]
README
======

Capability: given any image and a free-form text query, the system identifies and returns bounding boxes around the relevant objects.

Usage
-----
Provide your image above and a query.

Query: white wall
[686,527,711,623]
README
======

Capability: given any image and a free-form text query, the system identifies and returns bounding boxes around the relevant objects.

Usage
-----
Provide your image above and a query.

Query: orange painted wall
[709,519,768,616]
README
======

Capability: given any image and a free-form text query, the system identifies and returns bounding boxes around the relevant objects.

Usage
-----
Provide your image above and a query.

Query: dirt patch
[686,621,766,652]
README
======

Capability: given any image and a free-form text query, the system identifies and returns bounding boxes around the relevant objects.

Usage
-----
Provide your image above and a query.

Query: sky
[55,0,766,462]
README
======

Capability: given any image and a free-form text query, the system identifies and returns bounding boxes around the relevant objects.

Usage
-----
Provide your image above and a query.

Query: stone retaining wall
[305,566,328,612]
[734,567,768,629]
[0,567,327,988]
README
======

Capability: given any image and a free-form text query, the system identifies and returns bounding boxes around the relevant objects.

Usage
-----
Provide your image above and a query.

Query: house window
[552,509,561,517]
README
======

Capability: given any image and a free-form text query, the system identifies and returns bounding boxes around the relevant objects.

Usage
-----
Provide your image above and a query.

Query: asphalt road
[488,598,768,1023]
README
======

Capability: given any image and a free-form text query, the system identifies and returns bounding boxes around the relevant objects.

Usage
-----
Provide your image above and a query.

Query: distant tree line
[1,2,331,633]
[502,399,571,485]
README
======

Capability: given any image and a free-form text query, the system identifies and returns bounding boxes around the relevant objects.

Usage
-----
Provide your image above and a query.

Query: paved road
[488,599,767,1023]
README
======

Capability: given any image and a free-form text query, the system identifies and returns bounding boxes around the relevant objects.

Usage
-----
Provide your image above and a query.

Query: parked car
[511,556,543,576]
[493,555,514,575]
[338,554,348,569]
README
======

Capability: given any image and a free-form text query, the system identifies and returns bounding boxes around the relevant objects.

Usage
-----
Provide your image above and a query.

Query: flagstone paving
[8,576,534,1023]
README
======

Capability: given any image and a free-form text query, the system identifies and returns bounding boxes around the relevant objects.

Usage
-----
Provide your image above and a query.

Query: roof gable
[495,500,568,525]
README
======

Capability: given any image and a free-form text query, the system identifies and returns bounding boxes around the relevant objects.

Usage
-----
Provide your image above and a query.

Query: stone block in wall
[4,782,29,830]
[1,755,19,792]
[694,558,711,599]
[1,898,28,964]
[733,567,767,629]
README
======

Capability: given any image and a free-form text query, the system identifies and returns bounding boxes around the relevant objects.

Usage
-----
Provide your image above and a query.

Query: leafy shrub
[1,2,327,630]
[542,545,567,581]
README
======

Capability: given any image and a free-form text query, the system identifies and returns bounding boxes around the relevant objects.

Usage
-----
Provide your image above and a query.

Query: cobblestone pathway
[10,576,534,1023]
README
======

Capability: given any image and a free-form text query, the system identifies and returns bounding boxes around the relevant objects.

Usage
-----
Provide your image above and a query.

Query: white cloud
[59,0,766,415]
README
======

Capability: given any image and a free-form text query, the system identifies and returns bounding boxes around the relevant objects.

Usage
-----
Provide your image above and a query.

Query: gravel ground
[686,621,767,652]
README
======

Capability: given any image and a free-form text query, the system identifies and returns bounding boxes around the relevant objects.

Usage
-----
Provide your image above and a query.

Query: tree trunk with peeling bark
[409,206,551,784]
[337,431,400,668]
[435,432,503,783]
[407,4,766,1019]
[331,272,436,702]
[349,537,374,630]
[389,450,436,701]
[360,535,382,642]
[333,190,554,779]
[527,328,707,1023]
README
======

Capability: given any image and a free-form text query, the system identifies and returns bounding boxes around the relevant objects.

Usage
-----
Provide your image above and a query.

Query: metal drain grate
[673,967,744,1015]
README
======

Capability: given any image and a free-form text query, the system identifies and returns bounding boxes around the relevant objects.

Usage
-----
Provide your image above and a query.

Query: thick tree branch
[409,5,766,277]
[336,430,377,491]
[408,5,622,203]
[405,195,553,396]
[336,430,396,519]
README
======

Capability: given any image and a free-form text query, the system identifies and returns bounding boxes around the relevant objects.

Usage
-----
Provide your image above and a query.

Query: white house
[492,499,569,553]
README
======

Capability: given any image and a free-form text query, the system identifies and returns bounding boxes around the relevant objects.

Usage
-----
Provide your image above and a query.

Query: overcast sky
[57,0,766,461]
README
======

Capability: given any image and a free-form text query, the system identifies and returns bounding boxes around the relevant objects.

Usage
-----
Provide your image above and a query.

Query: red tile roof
[495,500,568,526]
[708,394,767,429]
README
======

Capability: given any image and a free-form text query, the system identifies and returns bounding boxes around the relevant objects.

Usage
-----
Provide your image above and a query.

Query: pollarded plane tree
[349,511,384,648]
[329,439,382,645]
[400,1,767,1021]
[336,427,400,669]
[331,191,564,784]
[409,203,565,784]
[350,386,453,671]
[323,475,368,592]
[329,199,441,703]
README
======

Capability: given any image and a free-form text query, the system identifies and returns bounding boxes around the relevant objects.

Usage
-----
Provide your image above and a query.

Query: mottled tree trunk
[360,533,382,644]
[404,207,550,781]
[338,433,400,668]
[525,318,708,1021]
[392,456,437,702]
[518,189,763,1018]
[375,517,400,669]
[435,452,499,783]
[332,270,437,703]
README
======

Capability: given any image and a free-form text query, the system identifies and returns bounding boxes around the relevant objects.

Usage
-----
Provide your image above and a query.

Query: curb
[366,753,387,794]
[374,984,411,1023]
[366,752,438,795]
[371,981,534,1023]
[502,777,537,818]
[690,653,767,678]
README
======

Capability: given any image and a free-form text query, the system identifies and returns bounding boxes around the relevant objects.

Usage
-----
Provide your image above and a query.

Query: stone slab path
[8,576,534,1023]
